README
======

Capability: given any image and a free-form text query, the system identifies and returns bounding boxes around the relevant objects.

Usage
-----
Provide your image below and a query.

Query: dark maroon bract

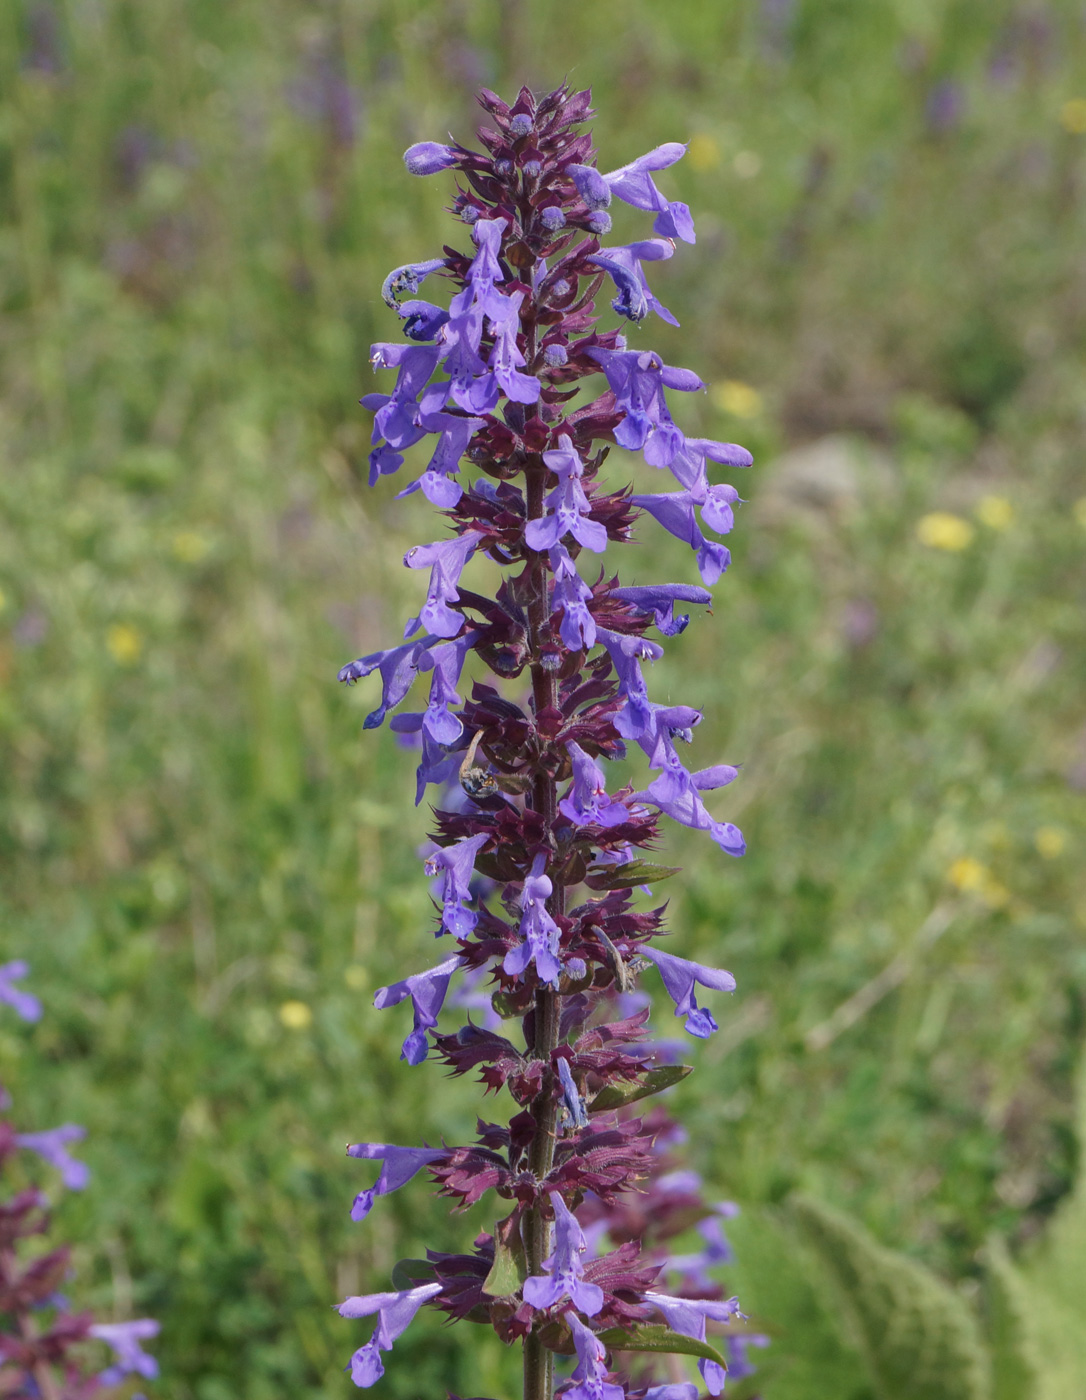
[337,83,759,1400]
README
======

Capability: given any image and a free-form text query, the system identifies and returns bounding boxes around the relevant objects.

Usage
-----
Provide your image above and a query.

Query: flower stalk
[337,83,761,1400]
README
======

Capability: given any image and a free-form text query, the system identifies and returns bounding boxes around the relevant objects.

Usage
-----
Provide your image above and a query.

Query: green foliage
[998,1047,1086,1400]
[788,1195,990,1400]
[1,0,1085,1396]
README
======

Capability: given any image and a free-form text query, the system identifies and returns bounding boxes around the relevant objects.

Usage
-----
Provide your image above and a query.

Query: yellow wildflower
[976,495,1013,530]
[279,1000,313,1030]
[344,965,368,991]
[1060,99,1086,134]
[1034,826,1066,860]
[172,531,210,563]
[106,623,142,665]
[712,380,763,419]
[947,856,987,892]
[1073,498,1086,529]
[917,512,974,551]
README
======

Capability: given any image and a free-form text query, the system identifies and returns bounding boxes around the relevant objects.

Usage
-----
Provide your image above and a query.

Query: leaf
[588,1064,692,1112]
[984,1237,1040,1400]
[789,1193,990,1400]
[595,1323,728,1369]
[1008,1041,1086,1400]
[481,1211,527,1298]
[584,860,681,890]
[390,1258,436,1290]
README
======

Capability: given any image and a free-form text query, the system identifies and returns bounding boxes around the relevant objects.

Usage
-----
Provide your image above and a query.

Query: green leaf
[589,1064,693,1112]
[584,860,682,890]
[984,1237,1041,1400]
[789,1194,990,1400]
[390,1258,436,1290]
[1007,1042,1086,1400]
[596,1323,728,1369]
[481,1212,527,1297]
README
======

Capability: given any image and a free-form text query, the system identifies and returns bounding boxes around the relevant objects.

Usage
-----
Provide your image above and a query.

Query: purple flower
[403,142,459,176]
[346,1143,447,1222]
[597,629,664,745]
[639,947,736,1039]
[600,143,695,244]
[381,258,448,310]
[566,164,612,211]
[503,854,562,986]
[644,1291,742,1396]
[397,411,484,508]
[16,1125,90,1190]
[361,343,443,483]
[611,583,711,637]
[667,436,754,491]
[0,960,42,1023]
[403,530,484,639]
[485,291,541,405]
[525,435,607,554]
[587,349,704,468]
[390,630,476,745]
[637,721,744,857]
[540,205,567,231]
[588,239,679,326]
[550,544,596,651]
[629,490,730,585]
[636,1387,700,1400]
[88,1320,160,1385]
[727,1333,770,1380]
[338,638,431,730]
[424,832,489,937]
[374,956,460,1064]
[558,1313,623,1400]
[557,1056,589,1129]
[450,217,507,323]
[559,743,630,828]
[666,1204,738,1288]
[337,1282,443,1387]
[398,300,451,343]
[522,1193,604,1316]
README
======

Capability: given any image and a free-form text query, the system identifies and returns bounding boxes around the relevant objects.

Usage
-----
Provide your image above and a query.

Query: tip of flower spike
[403,141,458,176]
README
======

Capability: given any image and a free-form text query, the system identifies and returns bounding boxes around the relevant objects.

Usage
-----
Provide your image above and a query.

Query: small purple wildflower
[503,854,562,986]
[0,961,42,1023]
[588,238,679,326]
[644,1291,742,1396]
[522,1193,604,1315]
[337,1282,443,1386]
[89,1320,161,1384]
[559,742,631,828]
[424,832,489,937]
[403,530,484,639]
[640,946,737,1038]
[403,142,458,176]
[346,1143,447,1222]
[373,957,459,1065]
[525,435,607,554]
[16,1125,90,1190]
[559,1312,624,1400]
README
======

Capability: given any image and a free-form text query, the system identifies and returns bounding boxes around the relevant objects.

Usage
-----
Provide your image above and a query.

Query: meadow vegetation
[1,1,1084,1396]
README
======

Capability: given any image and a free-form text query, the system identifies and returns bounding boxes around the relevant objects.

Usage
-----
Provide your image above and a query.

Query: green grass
[1,1,1085,1395]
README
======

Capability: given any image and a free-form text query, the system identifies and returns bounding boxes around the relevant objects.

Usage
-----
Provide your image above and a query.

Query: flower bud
[539,206,566,231]
[403,141,458,176]
[509,113,533,138]
[543,344,569,368]
[567,163,612,211]
[586,210,613,235]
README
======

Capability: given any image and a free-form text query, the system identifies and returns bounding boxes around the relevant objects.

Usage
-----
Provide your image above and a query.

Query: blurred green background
[1,1,1085,1396]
